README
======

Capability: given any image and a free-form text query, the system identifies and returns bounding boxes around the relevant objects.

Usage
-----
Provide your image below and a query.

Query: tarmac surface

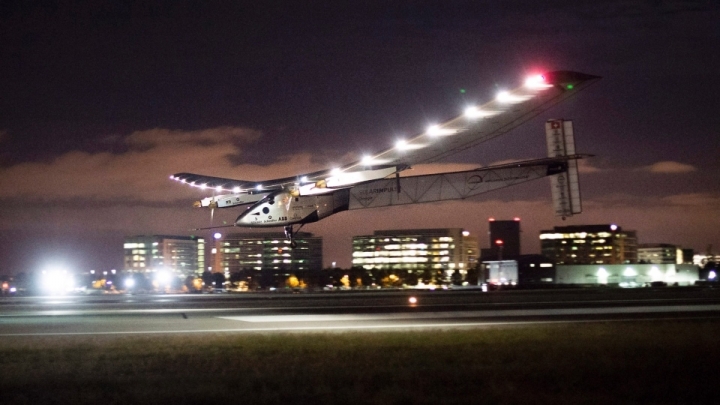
[2,287,720,337]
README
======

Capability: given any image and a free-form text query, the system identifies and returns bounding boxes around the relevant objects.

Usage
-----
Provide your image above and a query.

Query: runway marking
[219,304,720,323]
[1,316,719,337]
[3,298,720,317]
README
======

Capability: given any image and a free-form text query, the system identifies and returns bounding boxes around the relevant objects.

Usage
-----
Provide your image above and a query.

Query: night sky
[1,1,719,274]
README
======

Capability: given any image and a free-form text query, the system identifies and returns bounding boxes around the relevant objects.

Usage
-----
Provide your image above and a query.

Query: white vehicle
[171,71,600,247]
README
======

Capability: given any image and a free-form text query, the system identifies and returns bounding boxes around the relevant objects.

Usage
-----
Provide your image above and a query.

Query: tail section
[546,119,582,219]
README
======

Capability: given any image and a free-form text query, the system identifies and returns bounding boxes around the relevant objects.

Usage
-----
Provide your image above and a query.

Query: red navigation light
[513,217,521,221]
[495,239,504,246]
[488,217,495,222]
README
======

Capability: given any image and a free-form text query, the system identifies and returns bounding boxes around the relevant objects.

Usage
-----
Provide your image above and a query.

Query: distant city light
[213,232,222,240]
[610,224,618,231]
[408,296,417,304]
[710,271,717,280]
[125,278,135,288]
[514,217,521,221]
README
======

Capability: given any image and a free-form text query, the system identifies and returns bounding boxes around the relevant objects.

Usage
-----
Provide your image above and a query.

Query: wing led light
[426,125,456,136]
[233,186,241,193]
[215,186,222,192]
[361,155,375,165]
[464,106,499,119]
[524,74,551,89]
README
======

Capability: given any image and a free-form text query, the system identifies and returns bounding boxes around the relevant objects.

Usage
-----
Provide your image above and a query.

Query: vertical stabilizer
[546,119,582,218]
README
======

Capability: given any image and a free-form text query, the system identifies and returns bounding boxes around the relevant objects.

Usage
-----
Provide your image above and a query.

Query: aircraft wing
[345,71,600,170]
[170,71,599,196]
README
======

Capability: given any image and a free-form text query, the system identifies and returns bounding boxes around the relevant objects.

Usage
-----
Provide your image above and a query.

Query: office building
[484,217,521,260]
[539,224,637,264]
[352,228,478,275]
[212,232,322,276]
[123,235,205,277]
[638,243,683,264]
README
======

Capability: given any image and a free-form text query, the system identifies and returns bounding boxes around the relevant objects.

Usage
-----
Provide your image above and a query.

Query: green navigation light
[567,84,574,90]
[460,89,466,94]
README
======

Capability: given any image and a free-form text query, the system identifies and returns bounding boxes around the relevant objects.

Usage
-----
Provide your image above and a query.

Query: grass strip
[1,320,719,404]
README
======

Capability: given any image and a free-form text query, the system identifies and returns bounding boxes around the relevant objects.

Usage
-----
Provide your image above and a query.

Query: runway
[2,287,720,337]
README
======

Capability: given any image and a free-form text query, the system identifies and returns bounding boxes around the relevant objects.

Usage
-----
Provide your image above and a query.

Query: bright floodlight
[233,186,241,193]
[213,232,222,240]
[395,139,408,150]
[41,266,74,294]
[125,278,135,288]
[155,271,171,286]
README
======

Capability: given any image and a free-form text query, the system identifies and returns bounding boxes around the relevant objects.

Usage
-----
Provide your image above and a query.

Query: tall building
[638,243,683,264]
[212,232,322,276]
[487,218,521,259]
[123,235,205,277]
[539,224,637,264]
[352,228,478,274]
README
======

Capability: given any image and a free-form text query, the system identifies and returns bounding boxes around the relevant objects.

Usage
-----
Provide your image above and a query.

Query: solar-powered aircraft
[171,71,600,247]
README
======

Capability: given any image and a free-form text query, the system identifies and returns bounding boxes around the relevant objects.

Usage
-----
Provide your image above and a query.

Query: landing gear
[284,225,300,249]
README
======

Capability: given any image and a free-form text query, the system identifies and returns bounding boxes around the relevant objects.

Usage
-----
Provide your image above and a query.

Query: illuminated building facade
[539,224,637,265]
[555,264,698,286]
[212,232,322,276]
[638,243,683,264]
[123,235,205,276]
[352,228,478,273]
